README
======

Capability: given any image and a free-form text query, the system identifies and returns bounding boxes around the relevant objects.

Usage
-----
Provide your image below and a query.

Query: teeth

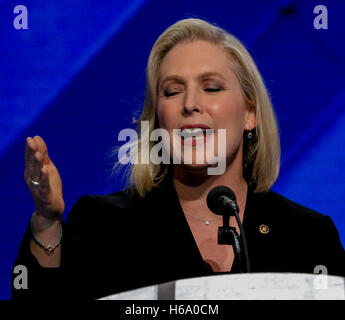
[182,128,192,135]
[179,127,207,139]
[191,128,204,135]
[183,136,204,142]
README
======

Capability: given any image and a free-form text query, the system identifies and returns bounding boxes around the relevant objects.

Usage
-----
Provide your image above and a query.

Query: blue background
[1,0,344,299]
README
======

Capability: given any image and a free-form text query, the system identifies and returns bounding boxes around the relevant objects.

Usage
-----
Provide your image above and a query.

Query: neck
[171,140,249,220]
[172,161,248,209]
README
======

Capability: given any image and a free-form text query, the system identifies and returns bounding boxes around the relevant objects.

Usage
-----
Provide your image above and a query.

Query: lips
[179,124,211,130]
[179,124,212,137]
[177,124,213,145]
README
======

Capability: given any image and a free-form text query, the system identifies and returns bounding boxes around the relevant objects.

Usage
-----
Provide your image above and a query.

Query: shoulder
[247,189,338,238]
[252,189,329,222]
[71,188,140,211]
[65,188,143,228]
[266,190,326,219]
[249,188,342,244]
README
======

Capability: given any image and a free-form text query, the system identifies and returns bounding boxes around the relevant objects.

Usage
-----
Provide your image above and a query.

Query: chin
[177,162,210,172]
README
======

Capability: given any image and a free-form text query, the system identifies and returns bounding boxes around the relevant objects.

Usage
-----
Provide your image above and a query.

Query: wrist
[32,211,61,233]
[31,213,63,255]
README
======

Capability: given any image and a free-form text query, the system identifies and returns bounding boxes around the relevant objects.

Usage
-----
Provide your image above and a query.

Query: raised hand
[24,136,65,220]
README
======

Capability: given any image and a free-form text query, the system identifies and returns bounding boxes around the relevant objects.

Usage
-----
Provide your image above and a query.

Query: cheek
[209,98,246,129]
[156,103,169,129]
[156,102,178,130]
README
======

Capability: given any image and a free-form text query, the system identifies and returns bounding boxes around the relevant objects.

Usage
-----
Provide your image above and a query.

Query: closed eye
[204,87,223,92]
[164,91,179,97]
[163,86,223,97]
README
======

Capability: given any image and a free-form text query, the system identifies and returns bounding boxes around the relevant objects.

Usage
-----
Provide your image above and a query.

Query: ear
[244,104,257,130]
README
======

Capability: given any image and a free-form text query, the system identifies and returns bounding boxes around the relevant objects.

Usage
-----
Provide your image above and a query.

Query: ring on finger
[30,177,40,186]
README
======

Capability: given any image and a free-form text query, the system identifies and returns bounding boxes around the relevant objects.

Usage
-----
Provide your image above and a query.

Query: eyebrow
[159,71,227,89]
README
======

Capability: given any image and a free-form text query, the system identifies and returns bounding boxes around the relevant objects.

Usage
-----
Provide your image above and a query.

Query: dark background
[1,0,344,299]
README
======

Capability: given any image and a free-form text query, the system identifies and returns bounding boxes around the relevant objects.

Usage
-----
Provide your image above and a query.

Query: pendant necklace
[184,197,246,226]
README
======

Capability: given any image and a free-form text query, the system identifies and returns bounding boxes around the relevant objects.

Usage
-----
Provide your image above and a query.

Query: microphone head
[207,186,237,215]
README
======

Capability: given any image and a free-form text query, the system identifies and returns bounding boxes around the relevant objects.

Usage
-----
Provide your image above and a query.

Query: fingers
[25,144,51,196]
[25,136,46,182]
[34,136,50,164]
[24,136,56,215]
[25,137,35,165]
[37,165,51,194]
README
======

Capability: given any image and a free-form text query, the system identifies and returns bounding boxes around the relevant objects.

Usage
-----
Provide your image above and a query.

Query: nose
[183,88,203,115]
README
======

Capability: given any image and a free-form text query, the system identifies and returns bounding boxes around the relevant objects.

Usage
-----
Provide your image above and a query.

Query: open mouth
[177,127,213,145]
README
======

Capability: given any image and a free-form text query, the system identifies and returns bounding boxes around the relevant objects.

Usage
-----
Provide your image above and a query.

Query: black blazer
[11,177,345,300]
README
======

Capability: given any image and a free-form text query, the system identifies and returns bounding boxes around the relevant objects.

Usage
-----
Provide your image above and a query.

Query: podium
[99,273,345,300]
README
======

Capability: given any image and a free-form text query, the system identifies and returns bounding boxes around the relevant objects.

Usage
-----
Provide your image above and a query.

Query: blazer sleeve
[321,215,345,277]
[11,196,94,300]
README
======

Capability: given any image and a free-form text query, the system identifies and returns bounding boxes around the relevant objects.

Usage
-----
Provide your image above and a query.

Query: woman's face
[156,40,256,171]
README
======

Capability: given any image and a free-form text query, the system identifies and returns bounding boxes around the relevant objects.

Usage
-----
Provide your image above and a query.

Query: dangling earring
[247,130,253,139]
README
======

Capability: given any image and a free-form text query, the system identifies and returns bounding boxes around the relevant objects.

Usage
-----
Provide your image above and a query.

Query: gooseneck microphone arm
[220,195,250,273]
[207,186,251,273]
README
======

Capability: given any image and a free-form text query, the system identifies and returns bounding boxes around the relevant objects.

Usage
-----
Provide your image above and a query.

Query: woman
[12,18,344,300]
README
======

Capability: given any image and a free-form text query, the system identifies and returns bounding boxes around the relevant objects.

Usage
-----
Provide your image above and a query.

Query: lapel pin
[259,224,270,234]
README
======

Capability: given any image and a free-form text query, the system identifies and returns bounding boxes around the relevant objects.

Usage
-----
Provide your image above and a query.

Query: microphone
[207,186,250,273]
[207,186,239,219]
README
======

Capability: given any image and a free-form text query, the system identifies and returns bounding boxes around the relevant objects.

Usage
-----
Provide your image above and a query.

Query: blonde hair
[114,18,280,197]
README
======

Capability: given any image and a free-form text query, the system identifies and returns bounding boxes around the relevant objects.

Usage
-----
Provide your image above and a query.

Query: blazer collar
[149,174,274,243]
